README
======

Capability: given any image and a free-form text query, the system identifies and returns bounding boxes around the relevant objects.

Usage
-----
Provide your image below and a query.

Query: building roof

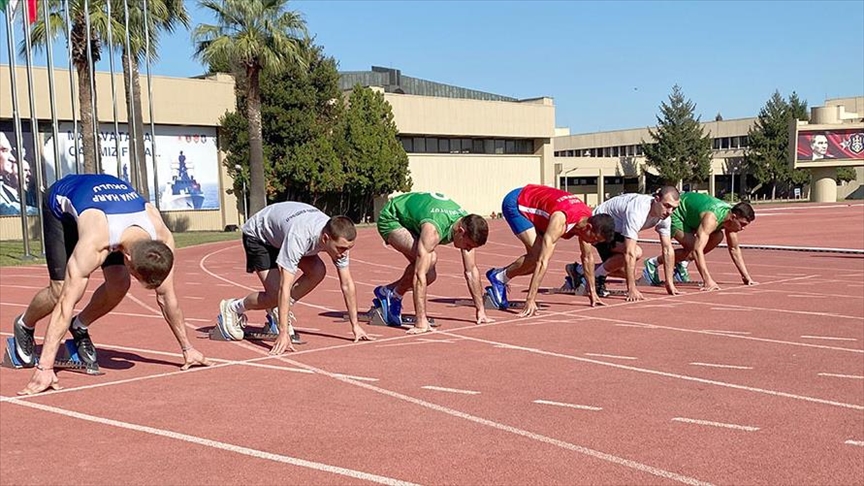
[339,66,518,102]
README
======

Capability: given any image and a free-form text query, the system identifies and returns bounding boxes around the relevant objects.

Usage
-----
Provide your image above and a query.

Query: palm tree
[27,0,113,173]
[193,0,308,213]
[110,0,189,200]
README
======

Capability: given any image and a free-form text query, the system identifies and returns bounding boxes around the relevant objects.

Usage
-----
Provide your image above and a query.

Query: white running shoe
[217,299,246,340]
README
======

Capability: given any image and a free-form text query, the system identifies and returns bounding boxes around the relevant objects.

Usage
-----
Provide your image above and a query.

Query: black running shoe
[595,276,611,298]
[13,315,36,366]
[70,323,98,365]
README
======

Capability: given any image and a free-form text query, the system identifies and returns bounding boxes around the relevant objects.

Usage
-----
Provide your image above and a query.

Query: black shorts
[42,194,124,281]
[593,232,626,263]
[243,233,279,273]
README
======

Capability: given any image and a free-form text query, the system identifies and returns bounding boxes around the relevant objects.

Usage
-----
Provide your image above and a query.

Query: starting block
[209,314,305,345]
[345,302,438,328]
[482,287,551,311]
[2,337,102,375]
[541,277,630,297]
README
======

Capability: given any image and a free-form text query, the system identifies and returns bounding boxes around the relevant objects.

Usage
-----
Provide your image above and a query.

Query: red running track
[1,201,862,485]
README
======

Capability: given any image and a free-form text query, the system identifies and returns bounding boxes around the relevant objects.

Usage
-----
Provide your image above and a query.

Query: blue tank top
[49,174,146,219]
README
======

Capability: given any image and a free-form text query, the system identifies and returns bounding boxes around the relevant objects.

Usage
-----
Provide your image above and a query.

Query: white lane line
[420,385,480,395]
[818,373,864,380]
[787,294,825,299]
[5,400,419,486]
[710,307,751,311]
[185,296,204,300]
[533,399,602,411]
[690,362,753,370]
[845,440,864,447]
[238,362,315,374]
[332,373,379,382]
[672,417,760,432]
[702,330,751,335]
[615,323,655,329]
[800,335,857,342]
[186,282,201,285]
[585,353,637,360]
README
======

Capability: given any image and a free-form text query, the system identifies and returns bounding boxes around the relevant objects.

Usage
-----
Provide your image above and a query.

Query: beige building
[340,67,557,216]
[553,96,864,205]
[1,64,240,240]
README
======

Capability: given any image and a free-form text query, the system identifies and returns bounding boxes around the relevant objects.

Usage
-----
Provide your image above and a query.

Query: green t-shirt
[377,192,468,245]
[671,192,731,234]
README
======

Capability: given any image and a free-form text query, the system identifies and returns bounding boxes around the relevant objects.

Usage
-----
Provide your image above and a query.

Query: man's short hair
[460,214,489,246]
[323,216,357,241]
[656,185,680,200]
[731,202,755,222]
[588,214,615,243]
[129,240,174,289]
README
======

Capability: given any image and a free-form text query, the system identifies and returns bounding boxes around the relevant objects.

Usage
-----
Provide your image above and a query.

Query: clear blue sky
[2,0,863,133]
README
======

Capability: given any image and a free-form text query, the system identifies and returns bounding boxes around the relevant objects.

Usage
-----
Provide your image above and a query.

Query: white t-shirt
[593,193,671,239]
[242,202,349,273]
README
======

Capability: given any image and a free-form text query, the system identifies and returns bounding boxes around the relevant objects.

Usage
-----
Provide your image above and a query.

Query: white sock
[71,316,87,331]
[17,315,35,330]
[495,269,509,283]
[229,299,246,314]
[594,264,608,277]
[647,257,658,266]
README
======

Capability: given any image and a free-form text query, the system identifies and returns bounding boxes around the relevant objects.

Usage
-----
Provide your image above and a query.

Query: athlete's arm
[659,233,680,295]
[270,266,298,354]
[725,229,756,285]
[336,265,372,341]
[578,235,605,306]
[152,225,210,369]
[411,223,439,332]
[461,245,493,324]
[622,236,645,301]
[522,212,566,316]
[694,213,720,290]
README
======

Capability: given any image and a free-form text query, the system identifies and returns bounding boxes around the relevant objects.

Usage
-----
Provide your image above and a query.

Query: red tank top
[516,185,592,238]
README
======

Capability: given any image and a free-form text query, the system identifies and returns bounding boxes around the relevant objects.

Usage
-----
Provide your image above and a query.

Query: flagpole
[104,0,124,179]
[142,0,159,209]
[63,0,81,174]
[43,0,63,184]
[22,0,46,254]
[4,1,33,258]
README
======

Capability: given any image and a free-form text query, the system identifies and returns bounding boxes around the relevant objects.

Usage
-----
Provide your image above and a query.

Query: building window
[713,138,721,150]
[494,140,505,154]
[721,137,729,149]
[401,137,413,152]
[438,138,450,153]
[414,137,426,153]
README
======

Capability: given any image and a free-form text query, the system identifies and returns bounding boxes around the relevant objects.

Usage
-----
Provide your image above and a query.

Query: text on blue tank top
[51,174,146,218]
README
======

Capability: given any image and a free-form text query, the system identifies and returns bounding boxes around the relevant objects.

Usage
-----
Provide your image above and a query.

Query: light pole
[562,168,579,193]
[235,164,247,221]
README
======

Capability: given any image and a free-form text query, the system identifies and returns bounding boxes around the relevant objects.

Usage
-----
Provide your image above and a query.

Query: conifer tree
[641,85,712,188]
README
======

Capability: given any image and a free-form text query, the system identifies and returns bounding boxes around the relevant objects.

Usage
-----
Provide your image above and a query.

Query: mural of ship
[160,151,205,210]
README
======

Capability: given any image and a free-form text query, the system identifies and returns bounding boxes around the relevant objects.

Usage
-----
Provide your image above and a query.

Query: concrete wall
[405,154,542,215]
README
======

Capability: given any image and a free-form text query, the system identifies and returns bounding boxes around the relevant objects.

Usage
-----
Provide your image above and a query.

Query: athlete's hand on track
[626,289,645,302]
[666,285,683,296]
[181,348,212,370]
[519,300,539,317]
[352,325,375,342]
[588,294,606,307]
[269,334,297,355]
[743,278,758,286]
[18,367,62,395]
[475,310,495,325]
[701,280,721,291]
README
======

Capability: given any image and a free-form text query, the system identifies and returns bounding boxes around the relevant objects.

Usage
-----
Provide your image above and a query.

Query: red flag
[26,0,36,24]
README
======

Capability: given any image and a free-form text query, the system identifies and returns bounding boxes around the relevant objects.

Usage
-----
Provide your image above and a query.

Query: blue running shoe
[565,263,585,289]
[374,286,402,326]
[485,268,509,309]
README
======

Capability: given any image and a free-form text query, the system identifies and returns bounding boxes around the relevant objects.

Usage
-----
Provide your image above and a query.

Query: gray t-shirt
[593,193,671,240]
[242,202,349,273]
